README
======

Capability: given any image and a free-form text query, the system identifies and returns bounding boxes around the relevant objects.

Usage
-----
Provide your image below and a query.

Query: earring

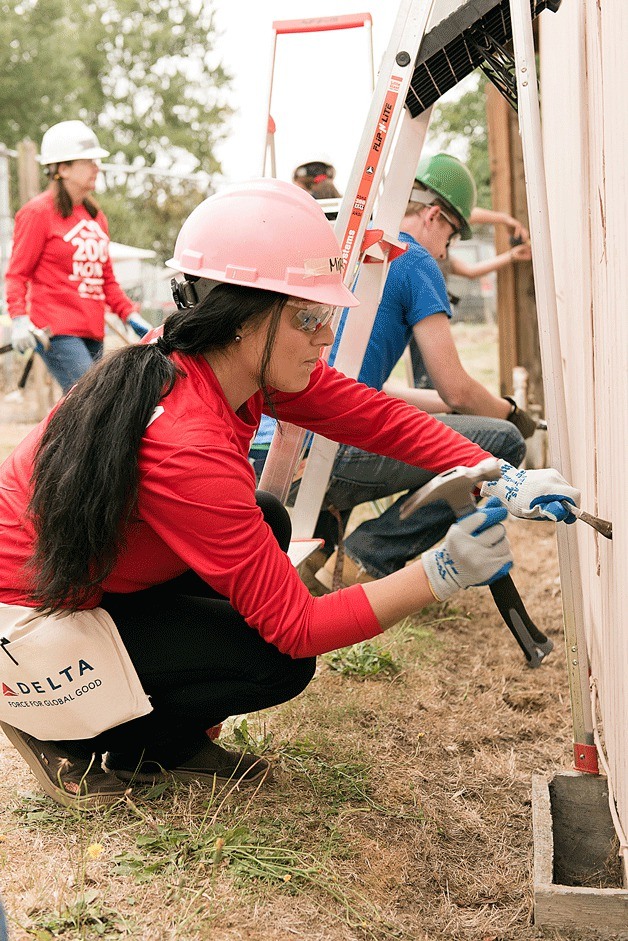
[234,334,242,343]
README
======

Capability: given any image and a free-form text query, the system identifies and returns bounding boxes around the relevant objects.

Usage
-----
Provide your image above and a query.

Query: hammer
[0,344,36,389]
[0,328,51,390]
[400,458,553,668]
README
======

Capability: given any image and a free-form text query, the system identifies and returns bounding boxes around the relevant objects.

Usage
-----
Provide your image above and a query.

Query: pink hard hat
[166,178,358,308]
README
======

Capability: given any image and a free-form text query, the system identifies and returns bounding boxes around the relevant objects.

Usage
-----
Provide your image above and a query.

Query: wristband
[503,395,518,417]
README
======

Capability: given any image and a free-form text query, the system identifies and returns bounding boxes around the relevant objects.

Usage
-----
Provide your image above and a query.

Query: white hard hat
[38,120,110,165]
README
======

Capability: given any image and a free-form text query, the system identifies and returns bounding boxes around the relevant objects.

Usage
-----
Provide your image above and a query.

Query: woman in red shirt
[5,120,149,392]
[0,179,578,808]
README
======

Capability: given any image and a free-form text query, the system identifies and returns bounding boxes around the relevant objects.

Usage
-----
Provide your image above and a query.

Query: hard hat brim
[459,219,472,240]
[38,147,110,165]
[165,260,359,309]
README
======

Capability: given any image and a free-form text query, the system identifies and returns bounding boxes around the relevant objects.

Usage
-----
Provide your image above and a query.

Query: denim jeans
[38,335,103,393]
[324,414,526,578]
[0,894,7,941]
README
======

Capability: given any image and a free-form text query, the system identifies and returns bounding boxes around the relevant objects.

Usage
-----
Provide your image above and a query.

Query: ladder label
[339,75,404,278]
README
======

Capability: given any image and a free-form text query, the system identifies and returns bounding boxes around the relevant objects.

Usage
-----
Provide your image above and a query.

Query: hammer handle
[17,351,35,389]
[489,575,553,668]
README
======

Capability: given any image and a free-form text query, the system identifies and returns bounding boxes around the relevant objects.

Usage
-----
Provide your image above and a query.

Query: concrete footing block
[532,771,628,935]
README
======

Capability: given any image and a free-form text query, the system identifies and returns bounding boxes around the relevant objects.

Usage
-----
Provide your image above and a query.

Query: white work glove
[421,498,513,602]
[126,312,152,339]
[11,315,49,353]
[481,460,580,523]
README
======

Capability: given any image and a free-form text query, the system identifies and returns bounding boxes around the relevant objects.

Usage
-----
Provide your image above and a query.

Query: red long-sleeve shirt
[5,190,135,339]
[0,355,491,657]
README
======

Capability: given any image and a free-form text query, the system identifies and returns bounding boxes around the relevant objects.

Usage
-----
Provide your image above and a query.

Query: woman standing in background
[5,119,150,393]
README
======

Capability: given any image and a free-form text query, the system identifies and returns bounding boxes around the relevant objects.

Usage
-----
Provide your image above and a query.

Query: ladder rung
[273,14,372,35]
[287,539,324,569]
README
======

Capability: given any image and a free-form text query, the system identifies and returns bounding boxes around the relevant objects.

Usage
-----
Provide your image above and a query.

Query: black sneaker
[1,722,131,809]
[106,739,271,788]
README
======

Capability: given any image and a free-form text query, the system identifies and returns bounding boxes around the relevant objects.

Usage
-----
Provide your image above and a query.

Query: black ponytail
[27,283,287,612]
[27,345,180,612]
[48,169,99,219]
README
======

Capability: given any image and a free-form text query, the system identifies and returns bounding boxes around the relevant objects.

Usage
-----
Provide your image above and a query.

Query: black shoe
[1,722,131,809]
[106,739,271,788]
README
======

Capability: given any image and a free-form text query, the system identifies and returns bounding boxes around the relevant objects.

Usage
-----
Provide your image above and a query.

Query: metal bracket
[573,742,599,775]
[361,229,409,263]
[470,25,520,109]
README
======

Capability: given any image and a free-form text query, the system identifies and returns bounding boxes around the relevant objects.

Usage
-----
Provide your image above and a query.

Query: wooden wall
[540,0,627,850]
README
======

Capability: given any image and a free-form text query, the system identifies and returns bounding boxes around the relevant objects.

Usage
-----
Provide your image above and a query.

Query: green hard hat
[415,153,477,240]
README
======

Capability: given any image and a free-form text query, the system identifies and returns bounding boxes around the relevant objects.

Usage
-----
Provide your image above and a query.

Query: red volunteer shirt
[0,356,491,658]
[5,190,135,339]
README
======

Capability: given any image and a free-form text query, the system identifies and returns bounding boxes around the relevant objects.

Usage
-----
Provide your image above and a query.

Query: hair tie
[313,173,328,184]
[156,335,173,355]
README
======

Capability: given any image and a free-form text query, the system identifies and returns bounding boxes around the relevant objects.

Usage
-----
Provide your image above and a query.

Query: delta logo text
[2,659,103,709]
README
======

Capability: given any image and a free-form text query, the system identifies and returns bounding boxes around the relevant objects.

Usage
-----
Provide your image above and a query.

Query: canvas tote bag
[0,603,152,740]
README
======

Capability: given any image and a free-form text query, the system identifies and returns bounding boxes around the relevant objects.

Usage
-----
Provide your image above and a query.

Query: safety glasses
[438,207,462,247]
[287,300,335,334]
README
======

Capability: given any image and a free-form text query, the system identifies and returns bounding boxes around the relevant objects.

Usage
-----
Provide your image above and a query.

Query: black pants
[63,492,316,768]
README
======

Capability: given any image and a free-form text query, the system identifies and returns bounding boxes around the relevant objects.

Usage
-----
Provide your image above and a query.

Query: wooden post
[17,139,40,206]
[487,83,517,397]
[16,139,50,419]
[510,97,544,411]
[486,84,544,411]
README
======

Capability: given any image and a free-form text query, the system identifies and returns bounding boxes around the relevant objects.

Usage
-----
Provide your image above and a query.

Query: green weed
[25,890,132,938]
[229,715,274,753]
[324,640,401,679]
[12,792,73,831]
[278,738,373,807]
[116,813,259,880]
[113,815,393,939]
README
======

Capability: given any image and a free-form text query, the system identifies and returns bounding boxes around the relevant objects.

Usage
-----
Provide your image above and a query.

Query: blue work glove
[127,312,151,338]
[422,498,513,602]
[481,461,580,523]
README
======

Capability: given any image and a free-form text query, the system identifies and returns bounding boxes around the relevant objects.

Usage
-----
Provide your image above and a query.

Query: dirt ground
[2,518,617,941]
[0,332,623,941]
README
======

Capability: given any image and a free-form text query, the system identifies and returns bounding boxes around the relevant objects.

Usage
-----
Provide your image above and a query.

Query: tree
[429,75,492,209]
[0,0,231,255]
[100,176,210,267]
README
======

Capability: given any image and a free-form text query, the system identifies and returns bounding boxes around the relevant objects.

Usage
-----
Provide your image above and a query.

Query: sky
[211,2,407,190]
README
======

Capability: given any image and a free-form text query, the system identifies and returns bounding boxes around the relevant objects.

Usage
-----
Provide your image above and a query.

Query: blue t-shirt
[250,412,277,449]
[331,232,451,391]
[249,233,450,449]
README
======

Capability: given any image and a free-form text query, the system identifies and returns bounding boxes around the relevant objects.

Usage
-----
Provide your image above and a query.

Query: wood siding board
[539,0,627,848]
